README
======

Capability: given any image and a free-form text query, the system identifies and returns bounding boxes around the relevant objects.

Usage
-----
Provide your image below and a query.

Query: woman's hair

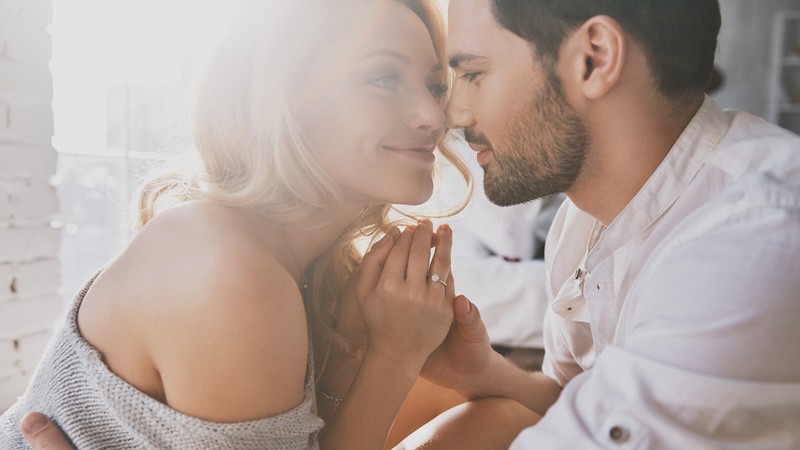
[136,0,471,379]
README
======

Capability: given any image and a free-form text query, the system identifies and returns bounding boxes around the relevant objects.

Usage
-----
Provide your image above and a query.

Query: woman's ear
[561,15,626,100]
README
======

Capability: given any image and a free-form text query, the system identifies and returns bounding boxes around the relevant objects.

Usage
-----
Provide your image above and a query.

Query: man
[23,0,800,448]
[402,0,800,447]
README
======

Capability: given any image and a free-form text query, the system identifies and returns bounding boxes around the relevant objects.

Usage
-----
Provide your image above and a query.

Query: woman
[0,0,470,448]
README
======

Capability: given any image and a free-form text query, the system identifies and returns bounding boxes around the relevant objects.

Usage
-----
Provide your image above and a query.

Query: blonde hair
[136,0,471,379]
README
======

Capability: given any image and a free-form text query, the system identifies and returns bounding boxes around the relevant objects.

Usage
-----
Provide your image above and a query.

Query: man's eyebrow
[448,53,488,69]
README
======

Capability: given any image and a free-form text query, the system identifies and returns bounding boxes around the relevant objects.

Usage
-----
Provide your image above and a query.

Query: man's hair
[491,0,721,100]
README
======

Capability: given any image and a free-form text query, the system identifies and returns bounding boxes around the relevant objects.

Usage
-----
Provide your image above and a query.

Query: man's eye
[368,74,401,91]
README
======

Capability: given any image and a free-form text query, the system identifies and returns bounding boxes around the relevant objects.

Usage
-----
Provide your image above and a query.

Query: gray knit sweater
[0,273,324,449]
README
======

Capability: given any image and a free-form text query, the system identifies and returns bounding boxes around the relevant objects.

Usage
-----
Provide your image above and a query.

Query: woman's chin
[393,186,434,206]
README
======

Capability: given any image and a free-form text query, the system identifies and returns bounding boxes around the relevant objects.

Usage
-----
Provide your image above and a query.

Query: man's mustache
[463,128,492,147]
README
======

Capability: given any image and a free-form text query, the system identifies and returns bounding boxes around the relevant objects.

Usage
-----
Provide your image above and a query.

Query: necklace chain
[280,229,309,290]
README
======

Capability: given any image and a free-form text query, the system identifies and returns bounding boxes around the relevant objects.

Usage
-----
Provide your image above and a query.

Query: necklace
[280,229,309,290]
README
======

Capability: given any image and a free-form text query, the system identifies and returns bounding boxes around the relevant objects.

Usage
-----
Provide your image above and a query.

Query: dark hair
[491,0,721,100]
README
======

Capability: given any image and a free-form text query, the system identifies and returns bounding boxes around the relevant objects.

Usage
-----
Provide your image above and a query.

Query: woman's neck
[263,203,367,283]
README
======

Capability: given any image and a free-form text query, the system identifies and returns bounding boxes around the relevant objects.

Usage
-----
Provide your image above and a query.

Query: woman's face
[295,1,447,207]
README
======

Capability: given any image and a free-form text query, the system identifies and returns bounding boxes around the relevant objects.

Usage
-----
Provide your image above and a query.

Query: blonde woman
[0,0,470,448]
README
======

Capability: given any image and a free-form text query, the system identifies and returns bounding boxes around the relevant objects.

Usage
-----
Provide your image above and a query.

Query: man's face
[446,0,589,206]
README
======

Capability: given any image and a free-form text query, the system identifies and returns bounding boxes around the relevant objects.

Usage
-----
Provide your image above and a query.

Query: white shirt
[512,97,800,449]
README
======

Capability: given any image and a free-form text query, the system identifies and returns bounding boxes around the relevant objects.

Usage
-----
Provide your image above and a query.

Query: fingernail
[438,224,450,235]
[21,413,48,435]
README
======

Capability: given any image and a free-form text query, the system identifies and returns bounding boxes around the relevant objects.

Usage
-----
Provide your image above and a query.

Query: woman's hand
[336,227,402,354]
[360,220,455,371]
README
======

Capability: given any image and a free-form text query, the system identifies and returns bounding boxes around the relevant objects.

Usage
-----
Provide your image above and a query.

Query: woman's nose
[406,94,446,132]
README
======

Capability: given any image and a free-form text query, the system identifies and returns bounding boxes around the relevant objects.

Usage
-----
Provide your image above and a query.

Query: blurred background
[2,0,800,410]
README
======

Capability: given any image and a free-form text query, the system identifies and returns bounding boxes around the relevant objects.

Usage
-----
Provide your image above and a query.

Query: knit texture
[0,273,323,449]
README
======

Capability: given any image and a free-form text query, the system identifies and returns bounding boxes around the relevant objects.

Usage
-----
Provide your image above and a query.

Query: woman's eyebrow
[360,49,411,64]
[360,49,442,74]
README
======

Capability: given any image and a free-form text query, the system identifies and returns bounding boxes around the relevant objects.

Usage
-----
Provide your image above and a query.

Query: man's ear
[560,15,626,100]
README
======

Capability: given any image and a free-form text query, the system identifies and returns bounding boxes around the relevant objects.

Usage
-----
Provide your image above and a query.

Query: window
[51,0,233,300]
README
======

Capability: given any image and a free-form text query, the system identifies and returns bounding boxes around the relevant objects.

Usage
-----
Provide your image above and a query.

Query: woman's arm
[318,221,456,450]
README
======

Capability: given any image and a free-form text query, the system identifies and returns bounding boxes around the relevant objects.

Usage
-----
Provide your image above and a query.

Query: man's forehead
[446,0,506,61]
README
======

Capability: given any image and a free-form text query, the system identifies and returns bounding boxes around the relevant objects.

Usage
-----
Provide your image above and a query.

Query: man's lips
[467,142,492,153]
[467,142,493,165]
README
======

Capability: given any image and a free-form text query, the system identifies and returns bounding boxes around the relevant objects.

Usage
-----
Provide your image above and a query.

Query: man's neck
[568,92,704,226]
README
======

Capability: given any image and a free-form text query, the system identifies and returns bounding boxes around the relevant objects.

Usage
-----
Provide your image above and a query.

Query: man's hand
[421,295,498,396]
[20,412,75,450]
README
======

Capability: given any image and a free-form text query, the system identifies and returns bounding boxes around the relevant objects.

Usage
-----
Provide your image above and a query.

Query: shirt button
[609,425,630,443]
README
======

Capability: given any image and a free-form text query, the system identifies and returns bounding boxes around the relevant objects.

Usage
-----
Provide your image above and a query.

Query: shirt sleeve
[514,184,800,448]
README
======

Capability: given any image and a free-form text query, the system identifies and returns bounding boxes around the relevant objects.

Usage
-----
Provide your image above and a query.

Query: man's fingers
[453,295,488,344]
[428,224,452,288]
[454,295,474,322]
[21,412,74,450]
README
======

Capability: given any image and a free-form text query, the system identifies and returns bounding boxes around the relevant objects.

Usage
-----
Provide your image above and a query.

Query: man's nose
[445,85,475,129]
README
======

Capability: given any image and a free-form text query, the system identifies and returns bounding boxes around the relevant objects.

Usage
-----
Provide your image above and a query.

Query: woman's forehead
[332,1,439,66]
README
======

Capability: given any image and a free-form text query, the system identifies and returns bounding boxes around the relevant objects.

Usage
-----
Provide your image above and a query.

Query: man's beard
[482,73,589,206]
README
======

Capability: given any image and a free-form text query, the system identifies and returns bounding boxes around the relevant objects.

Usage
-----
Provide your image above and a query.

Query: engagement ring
[429,273,447,287]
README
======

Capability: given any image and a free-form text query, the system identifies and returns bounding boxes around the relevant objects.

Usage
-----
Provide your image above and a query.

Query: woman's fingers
[406,221,434,285]
[381,225,417,282]
[427,224,452,290]
[355,227,400,299]
[445,272,455,299]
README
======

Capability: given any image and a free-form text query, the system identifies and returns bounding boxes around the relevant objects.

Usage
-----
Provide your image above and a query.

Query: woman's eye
[428,83,449,98]
[461,72,482,83]
[368,74,401,91]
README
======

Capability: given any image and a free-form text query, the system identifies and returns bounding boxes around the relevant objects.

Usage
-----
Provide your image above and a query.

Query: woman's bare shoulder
[80,200,310,421]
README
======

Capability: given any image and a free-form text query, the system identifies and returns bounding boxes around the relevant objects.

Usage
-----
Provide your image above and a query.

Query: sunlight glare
[51,0,237,154]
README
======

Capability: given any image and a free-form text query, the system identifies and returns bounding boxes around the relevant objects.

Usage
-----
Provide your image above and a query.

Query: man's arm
[513,199,800,448]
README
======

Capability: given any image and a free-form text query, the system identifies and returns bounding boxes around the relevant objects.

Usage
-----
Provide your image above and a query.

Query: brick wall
[0,0,61,410]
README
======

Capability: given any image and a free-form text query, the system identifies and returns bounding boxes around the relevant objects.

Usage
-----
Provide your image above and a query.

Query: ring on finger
[428,273,448,287]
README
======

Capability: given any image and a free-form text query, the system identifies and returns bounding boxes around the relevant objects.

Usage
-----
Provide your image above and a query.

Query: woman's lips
[383,145,436,164]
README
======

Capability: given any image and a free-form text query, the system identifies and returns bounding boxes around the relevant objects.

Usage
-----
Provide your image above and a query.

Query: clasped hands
[336,220,494,391]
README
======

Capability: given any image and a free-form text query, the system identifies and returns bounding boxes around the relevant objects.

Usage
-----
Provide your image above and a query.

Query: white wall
[713,0,800,116]
[0,0,61,410]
